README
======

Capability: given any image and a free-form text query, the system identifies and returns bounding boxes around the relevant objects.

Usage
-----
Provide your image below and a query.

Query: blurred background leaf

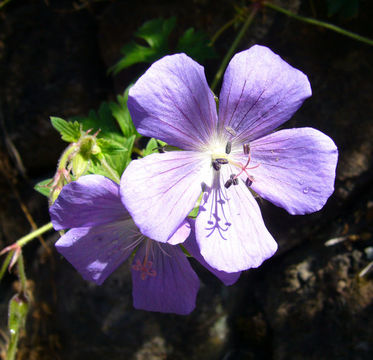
[109,17,216,75]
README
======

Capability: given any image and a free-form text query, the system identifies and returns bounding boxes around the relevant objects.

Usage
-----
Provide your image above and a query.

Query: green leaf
[34,178,53,197]
[327,0,359,17]
[109,86,139,138]
[143,138,159,156]
[177,28,217,63]
[50,117,81,143]
[109,17,176,74]
[123,135,136,169]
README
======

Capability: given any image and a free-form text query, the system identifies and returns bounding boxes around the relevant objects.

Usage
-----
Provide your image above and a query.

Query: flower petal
[195,166,277,273]
[55,220,140,285]
[120,151,212,243]
[184,220,241,285]
[131,241,199,315]
[218,45,312,143]
[128,53,218,150]
[50,175,127,231]
[247,127,338,215]
[167,220,191,245]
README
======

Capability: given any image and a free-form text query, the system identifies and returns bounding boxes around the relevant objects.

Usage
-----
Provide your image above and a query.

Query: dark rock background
[0,0,372,359]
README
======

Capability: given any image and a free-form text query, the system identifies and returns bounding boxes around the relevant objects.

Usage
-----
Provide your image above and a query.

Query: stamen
[225,141,232,154]
[245,178,253,187]
[230,174,239,185]
[212,160,221,171]
[132,239,157,280]
[132,259,157,280]
[243,143,250,155]
[216,158,229,164]
[224,178,233,188]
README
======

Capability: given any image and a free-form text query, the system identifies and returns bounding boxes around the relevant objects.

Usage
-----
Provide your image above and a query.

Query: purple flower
[121,45,338,273]
[50,174,240,315]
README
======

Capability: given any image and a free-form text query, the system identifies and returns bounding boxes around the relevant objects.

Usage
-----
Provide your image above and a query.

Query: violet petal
[218,45,312,143]
[184,220,241,285]
[50,175,127,231]
[128,53,218,150]
[131,241,199,315]
[248,127,338,215]
[195,166,277,272]
[120,151,212,243]
[56,220,140,285]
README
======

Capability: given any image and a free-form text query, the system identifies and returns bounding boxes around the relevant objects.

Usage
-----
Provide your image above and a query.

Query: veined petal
[131,241,199,315]
[128,53,218,150]
[218,45,311,143]
[184,220,241,285]
[248,127,338,215]
[55,220,140,285]
[50,175,127,231]
[120,151,212,243]
[195,166,277,273]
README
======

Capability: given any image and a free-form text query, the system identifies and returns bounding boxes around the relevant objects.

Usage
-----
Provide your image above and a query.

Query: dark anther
[216,158,229,164]
[230,174,239,185]
[225,141,232,154]
[243,143,250,155]
[245,178,253,187]
[224,179,233,189]
[212,160,221,171]
[153,146,166,153]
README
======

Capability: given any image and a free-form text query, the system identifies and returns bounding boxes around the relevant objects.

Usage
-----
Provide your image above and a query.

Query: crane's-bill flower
[121,45,338,273]
[50,175,240,315]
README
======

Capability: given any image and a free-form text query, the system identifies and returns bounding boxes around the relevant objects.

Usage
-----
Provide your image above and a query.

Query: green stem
[17,253,27,292]
[211,5,259,92]
[17,222,54,248]
[0,251,13,282]
[0,0,12,10]
[6,333,18,360]
[263,1,373,46]
[58,143,78,170]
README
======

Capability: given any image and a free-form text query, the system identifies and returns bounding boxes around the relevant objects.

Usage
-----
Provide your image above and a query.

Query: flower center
[210,141,260,189]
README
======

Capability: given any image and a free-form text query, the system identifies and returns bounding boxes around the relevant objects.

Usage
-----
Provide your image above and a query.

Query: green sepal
[143,138,159,157]
[34,178,53,197]
[72,153,90,178]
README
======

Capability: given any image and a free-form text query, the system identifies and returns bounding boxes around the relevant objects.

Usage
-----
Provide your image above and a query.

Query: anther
[153,146,166,153]
[216,158,229,164]
[245,178,253,187]
[243,143,250,155]
[225,141,232,154]
[224,179,233,189]
[230,174,239,185]
[212,160,221,171]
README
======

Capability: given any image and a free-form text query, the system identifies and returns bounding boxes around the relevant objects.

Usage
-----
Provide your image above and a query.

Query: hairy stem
[17,222,54,248]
